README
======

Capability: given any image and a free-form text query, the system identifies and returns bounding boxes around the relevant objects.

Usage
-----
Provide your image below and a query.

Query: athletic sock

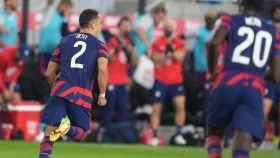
[206,135,222,158]
[233,149,249,158]
[152,128,159,138]
[67,126,86,141]
[176,125,183,135]
[39,136,54,158]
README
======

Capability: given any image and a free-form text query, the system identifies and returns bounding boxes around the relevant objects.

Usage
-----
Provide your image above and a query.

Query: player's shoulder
[60,33,77,45]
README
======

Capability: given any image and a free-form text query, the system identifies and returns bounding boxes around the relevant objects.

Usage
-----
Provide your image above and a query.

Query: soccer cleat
[174,135,187,145]
[149,137,159,146]
[49,117,71,142]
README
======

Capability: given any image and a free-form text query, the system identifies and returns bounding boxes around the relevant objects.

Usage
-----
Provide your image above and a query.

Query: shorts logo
[155,91,161,97]
[178,86,183,92]
[108,85,115,91]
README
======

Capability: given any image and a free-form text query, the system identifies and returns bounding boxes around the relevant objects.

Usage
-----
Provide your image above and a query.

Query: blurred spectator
[130,3,175,116]
[193,11,216,74]
[98,17,137,125]
[133,3,175,56]
[192,11,216,89]
[0,46,22,103]
[0,0,18,47]
[149,30,187,146]
[38,0,73,73]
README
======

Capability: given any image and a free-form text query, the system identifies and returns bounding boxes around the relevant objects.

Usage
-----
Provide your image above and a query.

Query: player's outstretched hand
[98,96,107,106]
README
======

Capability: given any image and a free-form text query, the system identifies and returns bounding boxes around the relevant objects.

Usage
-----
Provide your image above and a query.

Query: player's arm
[46,61,59,84]
[173,48,186,62]
[208,26,228,78]
[136,27,150,48]
[97,57,108,94]
[269,31,280,84]
[173,39,186,62]
[46,47,62,84]
[150,40,165,66]
[97,45,109,106]
[127,43,138,67]
[269,55,280,84]
[208,15,230,78]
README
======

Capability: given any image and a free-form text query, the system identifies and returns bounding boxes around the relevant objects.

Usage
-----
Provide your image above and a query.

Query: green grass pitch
[0,141,279,158]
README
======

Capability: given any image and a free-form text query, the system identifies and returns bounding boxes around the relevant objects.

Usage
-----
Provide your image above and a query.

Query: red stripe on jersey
[59,86,93,98]
[226,73,264,95]
[212,71,225,89]
[275,44,280,50]
[252,80,265,96]
[51,81,66,95]
[226,73,247,86]
[52,48,62,63]
[221,15,231,30]
[226,73,262,86]
[276,31,280,40]
[74,98,92,109]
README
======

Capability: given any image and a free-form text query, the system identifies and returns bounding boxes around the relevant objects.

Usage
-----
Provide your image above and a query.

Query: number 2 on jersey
[232,26,273,68]
[71,41,87,69]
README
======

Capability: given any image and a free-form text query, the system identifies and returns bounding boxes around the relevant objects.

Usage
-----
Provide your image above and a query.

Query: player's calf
[67,126,87,142]
[174,95,186,135]
[206,129,223,158]
[232,129,252,158]
[39,126,57,158]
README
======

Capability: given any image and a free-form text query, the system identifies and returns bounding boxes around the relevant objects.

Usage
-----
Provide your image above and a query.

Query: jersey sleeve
[98,43,109,58]
[50,42,63,64]
[220,15,232,31]
[273,31,280,57]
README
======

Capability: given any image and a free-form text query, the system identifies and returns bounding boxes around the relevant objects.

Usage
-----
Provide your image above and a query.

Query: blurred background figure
[97,17,138,143]
[134,3,175,57]
[0,46,22,104]
[0,0,18,47]
[149,27,186,146]
[38,0,73,74]
[192,11,217,89]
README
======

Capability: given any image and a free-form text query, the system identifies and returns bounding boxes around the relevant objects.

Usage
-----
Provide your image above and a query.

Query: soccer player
[38,9,108,158]
[206,0,280,158]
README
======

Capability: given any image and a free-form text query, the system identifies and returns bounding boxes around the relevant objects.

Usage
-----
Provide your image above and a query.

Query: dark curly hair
[239,0,264,13]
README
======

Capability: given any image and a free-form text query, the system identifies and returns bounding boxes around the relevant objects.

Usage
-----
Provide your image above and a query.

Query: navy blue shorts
[152,81,184,104]
[41,96,90,131]
[265,81,279,103]
[207,81,264,140]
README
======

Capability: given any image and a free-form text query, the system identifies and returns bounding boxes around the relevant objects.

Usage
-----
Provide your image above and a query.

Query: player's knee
[152,104,162,115]
[232,129,252,149]
[174,96,185,110]
[175,104,185,113]
[233,129,252,141]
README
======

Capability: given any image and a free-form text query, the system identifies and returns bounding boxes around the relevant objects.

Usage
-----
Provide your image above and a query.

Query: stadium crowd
[0,0,279,149]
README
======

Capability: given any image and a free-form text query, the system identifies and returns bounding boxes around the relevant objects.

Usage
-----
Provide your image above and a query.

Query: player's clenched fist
[98,94,107,106]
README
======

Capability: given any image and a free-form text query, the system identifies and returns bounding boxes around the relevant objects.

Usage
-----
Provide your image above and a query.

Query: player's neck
[80,28,98,38]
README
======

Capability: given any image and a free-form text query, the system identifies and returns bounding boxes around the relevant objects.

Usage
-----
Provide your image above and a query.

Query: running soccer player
[206,0,280,158]
[38,9,108,158]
